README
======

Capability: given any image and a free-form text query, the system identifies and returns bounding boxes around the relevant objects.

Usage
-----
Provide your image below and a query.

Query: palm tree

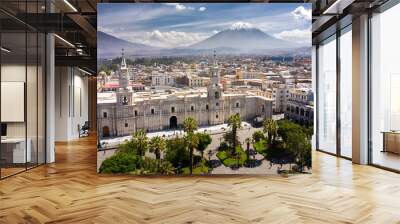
[196,133,212,159]
[185,132,199,174]
[159,161,175,175]
[183,117,199,174]
[133,130,148,156]
[227,113,241,151]
[183,117,198,134]
[149,136,166,162]
[263,119,277,145]
[245,137,251,162]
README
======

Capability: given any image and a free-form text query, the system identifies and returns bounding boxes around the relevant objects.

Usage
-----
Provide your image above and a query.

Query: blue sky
[98,3,311,48]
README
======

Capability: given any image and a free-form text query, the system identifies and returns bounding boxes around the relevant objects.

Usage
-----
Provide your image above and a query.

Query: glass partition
[317,35,337,154]
[0,1,46,179]
[339,27,352,158]
[1,31,28,177]
[370,4,400,171]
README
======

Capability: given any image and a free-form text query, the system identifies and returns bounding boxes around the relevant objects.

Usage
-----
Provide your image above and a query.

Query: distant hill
[97,31,161,58]
[98,24,307,59]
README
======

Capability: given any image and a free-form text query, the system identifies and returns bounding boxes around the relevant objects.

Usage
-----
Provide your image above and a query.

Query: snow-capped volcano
[190,23,297,52]
[229,22,254,30]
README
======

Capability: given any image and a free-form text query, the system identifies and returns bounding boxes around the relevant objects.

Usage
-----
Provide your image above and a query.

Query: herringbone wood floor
[1,135,400,224]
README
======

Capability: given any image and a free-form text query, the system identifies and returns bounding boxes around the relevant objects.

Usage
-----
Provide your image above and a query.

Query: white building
[285,88,314,126]
[151,73,175,87]
[97,52,273,138]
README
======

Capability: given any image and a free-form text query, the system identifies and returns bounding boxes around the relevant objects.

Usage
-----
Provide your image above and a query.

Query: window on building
[103,112,107,118]
[370,6,400,170]
[191,106,194,111]
[171,107,175,113]
[122,96,128,105]
[206,105,209,110]
[318,34,337,154]
[125,123,128,127]
[134,110,138,116]
[216,114,219,119]
[215,91,219,99]
[216,102,219,106]
[236,102,239,108]
[151,108,155,114]
[340,26,353,158]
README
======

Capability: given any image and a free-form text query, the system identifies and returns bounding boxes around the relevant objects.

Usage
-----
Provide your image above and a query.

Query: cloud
[274,28,311,45]
[125,30,210,48]
[291,6,311,21]
[164,3,194,11]
[98,26,114,34]
[199,7,206,12]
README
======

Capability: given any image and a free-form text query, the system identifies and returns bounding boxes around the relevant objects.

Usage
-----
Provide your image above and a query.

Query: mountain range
[98,26,307,59]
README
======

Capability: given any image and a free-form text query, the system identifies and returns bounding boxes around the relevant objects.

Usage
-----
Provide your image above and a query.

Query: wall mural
[97,3,313,175]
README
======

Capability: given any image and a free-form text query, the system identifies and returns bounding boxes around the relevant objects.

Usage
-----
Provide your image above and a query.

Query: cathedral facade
[97,53,273,138]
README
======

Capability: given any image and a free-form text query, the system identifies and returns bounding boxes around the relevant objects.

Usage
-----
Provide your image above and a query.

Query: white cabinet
[1,138,32,163]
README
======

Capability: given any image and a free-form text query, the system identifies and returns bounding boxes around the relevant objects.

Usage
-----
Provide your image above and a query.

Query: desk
[382,131,400,154]
[1,138,31,164]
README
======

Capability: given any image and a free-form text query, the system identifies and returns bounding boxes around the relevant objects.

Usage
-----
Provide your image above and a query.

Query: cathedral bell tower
[117,49,132,106]
[207,50,223,125]
[207,50,223,99]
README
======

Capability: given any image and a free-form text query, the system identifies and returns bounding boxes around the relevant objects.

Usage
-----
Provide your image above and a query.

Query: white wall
[55,67,89,141]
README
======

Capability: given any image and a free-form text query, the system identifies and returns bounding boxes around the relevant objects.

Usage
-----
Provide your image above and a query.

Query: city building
[285,88,314,125]
[151,72,176,87]
[183,74,210,87]
[97,52,273,138]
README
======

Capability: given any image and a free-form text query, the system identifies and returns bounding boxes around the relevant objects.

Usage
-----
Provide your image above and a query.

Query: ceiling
[311,0,391,44]
[0,0,97,74]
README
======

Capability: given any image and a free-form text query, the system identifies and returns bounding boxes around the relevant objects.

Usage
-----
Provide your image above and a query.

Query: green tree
[252,130,265,143]
[196,133,212,159]
[165,137,190,171]
[263,119,278,145]
[277,119,304,143]
[286,131,311,172]
[132,130,148,156]
[183,117,198,134]
[99,152,141,174]
[185,132,199,175]
[149,136,166,162]
[227,113,241,152]
[118,138,138,155]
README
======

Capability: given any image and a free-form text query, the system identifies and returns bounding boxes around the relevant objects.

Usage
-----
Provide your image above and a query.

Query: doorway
[169,116,178,129]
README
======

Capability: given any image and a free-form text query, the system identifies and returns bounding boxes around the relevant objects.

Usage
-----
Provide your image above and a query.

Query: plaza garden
[99,115,312,175]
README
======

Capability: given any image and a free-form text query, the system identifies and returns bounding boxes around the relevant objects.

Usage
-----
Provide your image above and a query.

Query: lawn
[216,146,247,168]
[253,140,268,156]
[182,165,211,174]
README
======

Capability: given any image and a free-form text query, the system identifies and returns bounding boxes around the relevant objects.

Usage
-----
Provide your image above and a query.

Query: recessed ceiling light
[54,34,75,48]
[78,67,92,76]
[1,47,11,53]
[63,0,78,12]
